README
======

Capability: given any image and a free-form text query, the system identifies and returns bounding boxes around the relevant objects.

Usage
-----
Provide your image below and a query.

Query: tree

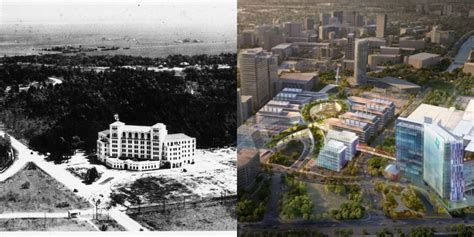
[84,167,99,184]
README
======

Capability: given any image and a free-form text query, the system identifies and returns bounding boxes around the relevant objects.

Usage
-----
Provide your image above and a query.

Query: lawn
[116,176,198,204]
[269,140,304,167]
[0,162,91,213]
[306,182,349,219]
[0,218,96,231]
[128,201,236,231]
[91,218,126,231]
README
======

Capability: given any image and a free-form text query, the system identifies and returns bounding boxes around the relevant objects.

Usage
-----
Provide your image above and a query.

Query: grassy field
[0,218,96,231]
[117,176,198,204]
[91,218,126,231]
[128,201,236,231]
[0,162,91,213]
[306,182,349,218]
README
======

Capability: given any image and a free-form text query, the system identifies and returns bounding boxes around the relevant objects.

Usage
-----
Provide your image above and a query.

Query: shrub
[20,181,30,189]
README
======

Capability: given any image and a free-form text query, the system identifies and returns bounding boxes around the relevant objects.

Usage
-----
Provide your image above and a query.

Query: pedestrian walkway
[0,131,148,231]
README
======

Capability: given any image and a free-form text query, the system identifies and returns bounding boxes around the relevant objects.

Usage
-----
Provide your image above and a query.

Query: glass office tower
[423,123,464,201]
[395,117,424,183]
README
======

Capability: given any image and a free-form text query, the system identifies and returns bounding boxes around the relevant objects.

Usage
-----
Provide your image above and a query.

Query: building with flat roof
[326,130,359,160]
[279,72,318,91]
[346,33,355,60]
[339,111,380,136]
[399,37,425,50]
[376,14,387,38]
[237,148,261,189]
[97,117,196,171]
[423,122,464,201]
[350,39,369,86]
[396,101,474,203]
[326,118,371,143]
[238,48,279,110]
[316,139,347,172]
[463,62,474,75]
[407,52,441,69]
[348,96,396,126]
[368,54,401,70]
[369,77,421,93]
[271,43,294,62]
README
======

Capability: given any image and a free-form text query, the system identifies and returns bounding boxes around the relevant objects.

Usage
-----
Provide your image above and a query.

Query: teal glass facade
[395,118,424,183]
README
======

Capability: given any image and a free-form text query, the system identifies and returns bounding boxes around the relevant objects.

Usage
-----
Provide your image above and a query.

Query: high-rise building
[304,17,315,31]
[396,101,474,202]
[351,38,368,86]
[396,117,424,183]
[346,33,355,60]
[283,22,302,37]
[376,14,387,38]
[423,122,464,201]
[316,140,347,172]
[97,118,196,171]
[319,13,331,26]
[355,14,365,27]
[238,48,279,110]
[332,11,344,25]
[237,148,261,189]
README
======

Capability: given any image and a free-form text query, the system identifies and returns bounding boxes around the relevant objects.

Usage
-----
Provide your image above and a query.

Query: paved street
[0,131,148,231]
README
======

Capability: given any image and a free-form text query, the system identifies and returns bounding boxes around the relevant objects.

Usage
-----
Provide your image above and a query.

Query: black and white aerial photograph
[0,0,237,235]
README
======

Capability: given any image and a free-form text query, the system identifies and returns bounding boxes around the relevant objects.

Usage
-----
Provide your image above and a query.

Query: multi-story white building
[97,116,196,171]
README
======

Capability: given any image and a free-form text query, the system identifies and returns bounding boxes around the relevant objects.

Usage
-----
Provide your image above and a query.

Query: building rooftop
[327,129,358,142]
[166,133,193,141]
[279,72,317,82]
[326,139,347,153]
[122,125,152,132]
[237,148,259,167]
[409,52,440,60]
[376,77,421,91]
[272,43,293,50]
[407,104,464,130]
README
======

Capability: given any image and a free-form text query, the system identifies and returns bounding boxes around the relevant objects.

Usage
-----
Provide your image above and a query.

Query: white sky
[0,0,236,27]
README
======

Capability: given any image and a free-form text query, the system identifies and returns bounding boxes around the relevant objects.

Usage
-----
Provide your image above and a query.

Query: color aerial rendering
[237,0,474,236]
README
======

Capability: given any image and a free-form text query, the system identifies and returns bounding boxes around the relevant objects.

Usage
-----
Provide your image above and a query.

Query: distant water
[447,36,474,72]
[0,23,236,58]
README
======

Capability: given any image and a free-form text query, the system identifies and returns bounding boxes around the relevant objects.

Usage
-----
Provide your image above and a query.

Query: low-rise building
[368,77,421,93]
[348,96,396,126]
[271,43,294,62]
[279,72,318,91]
[463,62,474,75]
[368,54,401,69]
[326,130,359,160]
[399,37,425,50]
[326,118,371,144]
[407,52,441,69]
[315,140,347,172]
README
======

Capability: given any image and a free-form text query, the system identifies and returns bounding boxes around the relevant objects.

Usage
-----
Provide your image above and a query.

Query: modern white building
[326,130,359,160]
[97,116,196,171]
[316,140,347,172]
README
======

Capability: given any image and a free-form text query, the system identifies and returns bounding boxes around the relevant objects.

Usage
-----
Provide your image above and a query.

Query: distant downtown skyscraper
[376,14,387,38]
[238,48,278,110]
[351,38,368,86]
[346,33,355,60]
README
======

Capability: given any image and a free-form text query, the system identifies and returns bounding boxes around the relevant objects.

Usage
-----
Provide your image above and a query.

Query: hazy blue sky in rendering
[0,0,235,30]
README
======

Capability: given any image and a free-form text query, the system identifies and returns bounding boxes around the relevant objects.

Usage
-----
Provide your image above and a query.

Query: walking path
[0,131,147,231]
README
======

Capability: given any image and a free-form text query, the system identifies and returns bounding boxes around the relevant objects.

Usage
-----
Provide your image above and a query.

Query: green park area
[375,182,431,219]
[368,156,389,177]
[237,174,271,222]
[266,124,307,148]
[269,140,304,167]
[280,174,314,221]
[301,100,348,123]
[0,162,91,213]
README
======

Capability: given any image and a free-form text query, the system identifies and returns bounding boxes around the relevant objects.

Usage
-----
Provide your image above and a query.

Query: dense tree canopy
[0,54,236,162]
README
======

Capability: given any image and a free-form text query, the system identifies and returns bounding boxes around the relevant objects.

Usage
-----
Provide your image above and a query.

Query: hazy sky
[0,0,235,29]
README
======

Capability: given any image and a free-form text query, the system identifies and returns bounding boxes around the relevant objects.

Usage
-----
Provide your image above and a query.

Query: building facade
[97,118,196,171]
[351,39,369,86]
[326,130,359,161]
[395,117,424,183]
[238,48,279,110]
[423,123,464,201]
[316,140,347,172]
